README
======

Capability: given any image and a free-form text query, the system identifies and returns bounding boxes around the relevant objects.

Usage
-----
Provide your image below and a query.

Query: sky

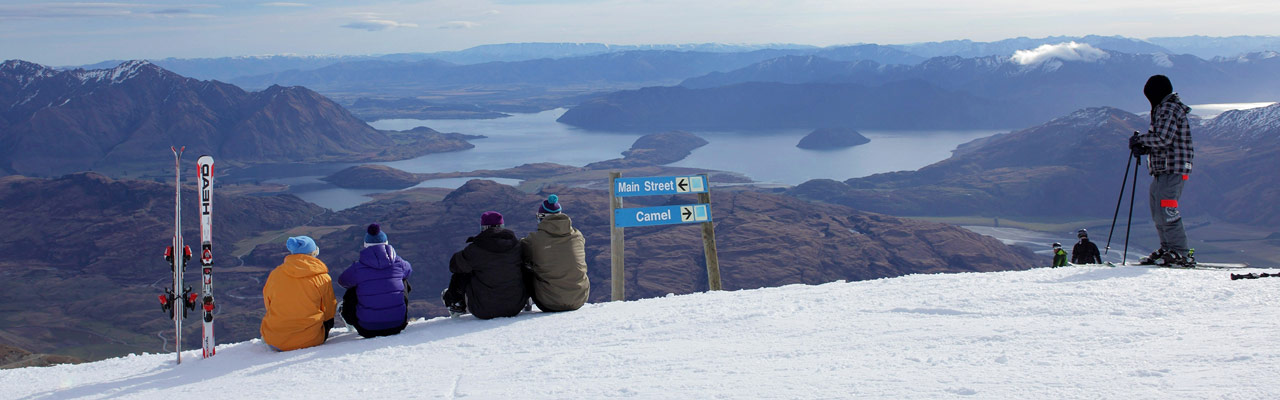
[3,0,1280,66]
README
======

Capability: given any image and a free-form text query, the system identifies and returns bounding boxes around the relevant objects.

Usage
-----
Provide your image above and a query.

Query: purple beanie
[538,194,562,215]
[481,211,504,227]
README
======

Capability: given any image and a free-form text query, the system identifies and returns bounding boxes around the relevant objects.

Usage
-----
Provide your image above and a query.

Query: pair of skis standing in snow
[157,147,216,364]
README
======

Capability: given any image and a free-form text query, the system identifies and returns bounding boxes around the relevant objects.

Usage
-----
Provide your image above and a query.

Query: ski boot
[1152,251,1190,268]
[1138,249,1165,265]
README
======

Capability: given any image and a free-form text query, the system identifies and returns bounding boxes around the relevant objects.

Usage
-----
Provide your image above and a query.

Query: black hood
[1144,75,1173,110]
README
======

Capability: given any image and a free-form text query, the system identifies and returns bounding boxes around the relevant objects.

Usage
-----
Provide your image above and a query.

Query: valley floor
[3,265,1279,399]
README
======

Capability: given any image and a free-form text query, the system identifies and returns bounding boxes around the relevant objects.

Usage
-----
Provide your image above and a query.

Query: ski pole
[1122,151,1140,265]
[1103,148,1135,254]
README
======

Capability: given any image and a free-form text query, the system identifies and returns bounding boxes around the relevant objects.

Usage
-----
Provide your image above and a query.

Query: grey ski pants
[1148,173,1188,255]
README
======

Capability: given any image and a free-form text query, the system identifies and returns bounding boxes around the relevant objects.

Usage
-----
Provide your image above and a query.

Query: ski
[1231,272,1280,280]
[197,155,216,358]
[159,146,195,364]
[1122,262,1251,270]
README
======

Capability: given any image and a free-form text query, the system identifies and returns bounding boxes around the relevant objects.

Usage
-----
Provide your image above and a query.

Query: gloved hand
[1129,133,1149,155]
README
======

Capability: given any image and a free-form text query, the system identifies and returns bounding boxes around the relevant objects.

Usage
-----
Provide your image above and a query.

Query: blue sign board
[614,204,712,228]
[614,175,706,198]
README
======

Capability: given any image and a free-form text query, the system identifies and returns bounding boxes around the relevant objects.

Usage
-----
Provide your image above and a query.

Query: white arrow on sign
[680,205,695,222]
[675,177,690,193]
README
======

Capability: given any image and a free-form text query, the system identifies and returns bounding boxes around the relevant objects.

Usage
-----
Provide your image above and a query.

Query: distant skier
[1071,229,1103,265]
[1051,243,1068,268]
[338,224,412,338]
[1129,74,1194,266]
[441,211,530,319]
[261,236,337,351]
[521,195,590,312]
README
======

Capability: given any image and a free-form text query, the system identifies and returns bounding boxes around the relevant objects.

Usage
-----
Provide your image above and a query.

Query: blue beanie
[364,223,388,244]
[286,236,317,255]
[539,194,562,214]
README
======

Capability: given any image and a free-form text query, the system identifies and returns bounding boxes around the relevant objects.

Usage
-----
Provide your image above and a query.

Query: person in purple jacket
[338,223,413,338]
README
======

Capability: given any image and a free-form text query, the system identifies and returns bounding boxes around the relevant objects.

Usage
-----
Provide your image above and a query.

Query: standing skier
[521,195,590,312]
[338,223,412,338]
[1129,74,1194,266]
[1071,229,1102,265]
[1051,243,1068,268]
[261,236,337,351]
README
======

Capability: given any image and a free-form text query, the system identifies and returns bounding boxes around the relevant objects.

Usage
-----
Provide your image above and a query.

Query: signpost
[613,175,707,197]
[609,173,722,301]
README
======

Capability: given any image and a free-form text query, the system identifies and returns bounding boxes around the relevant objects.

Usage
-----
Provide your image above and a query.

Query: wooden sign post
[609,173,722,300]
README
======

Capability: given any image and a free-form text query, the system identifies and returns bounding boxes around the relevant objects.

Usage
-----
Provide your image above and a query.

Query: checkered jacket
[1139,93,1194,176]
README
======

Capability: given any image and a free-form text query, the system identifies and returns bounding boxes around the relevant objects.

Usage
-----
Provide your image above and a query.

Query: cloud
[0,3,135,19]
[341,18,418,31]
[0,3,218,20]
[439,20,478,29]
[1011,42,1109,65]
[259,2,308,6]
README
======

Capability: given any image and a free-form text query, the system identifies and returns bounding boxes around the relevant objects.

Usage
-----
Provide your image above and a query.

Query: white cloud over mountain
[1011,42,1109,65]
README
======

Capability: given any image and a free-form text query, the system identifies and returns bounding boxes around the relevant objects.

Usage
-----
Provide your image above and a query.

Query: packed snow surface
[4,266,1279,399]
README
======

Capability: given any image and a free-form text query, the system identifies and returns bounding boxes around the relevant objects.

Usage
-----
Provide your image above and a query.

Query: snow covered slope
[4,266,1279,399]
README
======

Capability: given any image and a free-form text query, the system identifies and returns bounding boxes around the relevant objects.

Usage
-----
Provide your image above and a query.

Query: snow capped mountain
[0,59,446,176]
[70,59,163,84]
[1200,103,1280,144]
[4,266,1278,398]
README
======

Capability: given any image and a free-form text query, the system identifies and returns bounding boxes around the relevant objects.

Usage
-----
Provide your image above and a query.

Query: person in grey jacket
[1129,74,1194,266]
[521,194,589,312]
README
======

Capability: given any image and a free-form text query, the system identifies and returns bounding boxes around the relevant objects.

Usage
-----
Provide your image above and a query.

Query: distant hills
[228,46,924,94]
[74,43,822,81]
[885,35,1173,59]
[556,80,1014,130]
[786,103,1280,228]
[70,36,1280,83]
[560,49,1280,131]
[60,36,1277,123]
[0,60,472,177]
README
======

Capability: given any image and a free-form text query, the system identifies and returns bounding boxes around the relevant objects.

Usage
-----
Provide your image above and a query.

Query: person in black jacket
[441,211,529,320]
[1071,229,1103,265]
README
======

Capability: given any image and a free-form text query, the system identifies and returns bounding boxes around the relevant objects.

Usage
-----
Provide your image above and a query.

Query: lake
[265,109,1003,210]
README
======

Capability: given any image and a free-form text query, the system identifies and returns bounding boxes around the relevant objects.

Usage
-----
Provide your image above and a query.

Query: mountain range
[787,103,1280,228]
[559,49,1280,131]
[228,46,925,94]
[0,60,472,177]
[71,36,1280,83]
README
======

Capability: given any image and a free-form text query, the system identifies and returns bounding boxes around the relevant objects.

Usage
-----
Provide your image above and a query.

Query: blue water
[671,129,1000,184]
[270,108,1001,210]
[372,110,641,172]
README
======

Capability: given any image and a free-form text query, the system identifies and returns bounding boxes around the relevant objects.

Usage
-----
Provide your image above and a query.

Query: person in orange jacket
[261,236,337,351]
